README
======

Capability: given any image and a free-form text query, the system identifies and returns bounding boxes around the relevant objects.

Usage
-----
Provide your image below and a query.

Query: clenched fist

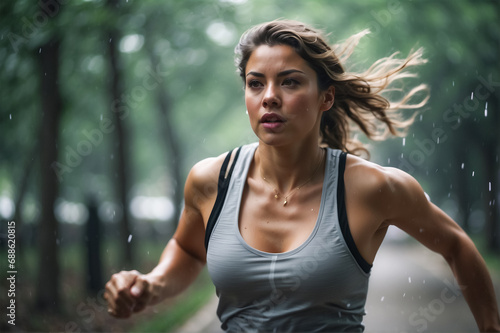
[104,270,153,318]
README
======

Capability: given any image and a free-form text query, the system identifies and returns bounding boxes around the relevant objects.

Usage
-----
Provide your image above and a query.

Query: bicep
[386,171,466,258]
[172,205,207,264]
[170,157,222,264]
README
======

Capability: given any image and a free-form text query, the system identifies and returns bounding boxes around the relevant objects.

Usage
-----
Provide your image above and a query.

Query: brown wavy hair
[235,19,429,157]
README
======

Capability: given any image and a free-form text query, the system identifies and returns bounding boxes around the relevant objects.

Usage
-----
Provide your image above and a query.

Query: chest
[238,179,323,253]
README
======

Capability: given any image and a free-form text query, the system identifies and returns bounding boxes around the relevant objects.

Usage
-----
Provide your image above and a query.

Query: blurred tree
[37,37,62,311]
[106,0,133,267]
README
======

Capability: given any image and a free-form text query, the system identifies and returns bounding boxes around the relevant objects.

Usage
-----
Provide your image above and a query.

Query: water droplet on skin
[128,234,133,243]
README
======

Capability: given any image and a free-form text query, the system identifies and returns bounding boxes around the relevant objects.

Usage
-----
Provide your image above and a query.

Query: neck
[256,141,325,194]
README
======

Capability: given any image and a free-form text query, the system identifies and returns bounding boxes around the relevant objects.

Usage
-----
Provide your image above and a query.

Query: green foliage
[0,0,499,329]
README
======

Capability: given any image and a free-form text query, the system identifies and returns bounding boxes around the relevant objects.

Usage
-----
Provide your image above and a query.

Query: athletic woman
[104,20,500,332]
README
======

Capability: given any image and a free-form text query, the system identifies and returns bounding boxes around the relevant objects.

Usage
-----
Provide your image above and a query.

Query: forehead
[245,44,312,75]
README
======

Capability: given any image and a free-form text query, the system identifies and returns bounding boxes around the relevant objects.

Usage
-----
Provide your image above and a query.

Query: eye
[247,80,263,89]
[282,78,299,87]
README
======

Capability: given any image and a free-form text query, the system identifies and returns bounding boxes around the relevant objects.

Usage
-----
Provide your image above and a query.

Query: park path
[175,230,500,333]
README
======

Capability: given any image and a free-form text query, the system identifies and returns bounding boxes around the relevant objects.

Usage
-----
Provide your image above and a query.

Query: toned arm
[104,154,225,318]
[351,158,500,331]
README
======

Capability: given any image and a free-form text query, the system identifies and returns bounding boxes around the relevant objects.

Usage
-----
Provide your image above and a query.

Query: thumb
[130,279,146,298]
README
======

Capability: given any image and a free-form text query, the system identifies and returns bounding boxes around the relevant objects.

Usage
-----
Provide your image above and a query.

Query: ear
[320,86,335,112]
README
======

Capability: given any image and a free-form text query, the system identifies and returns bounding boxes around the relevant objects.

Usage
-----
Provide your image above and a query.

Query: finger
[131,278,151,313]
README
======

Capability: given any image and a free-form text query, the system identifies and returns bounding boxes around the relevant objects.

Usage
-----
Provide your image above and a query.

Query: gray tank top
[206,143,371,332]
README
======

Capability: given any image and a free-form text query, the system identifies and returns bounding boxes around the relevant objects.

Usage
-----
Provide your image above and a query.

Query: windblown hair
[235,19,429,157]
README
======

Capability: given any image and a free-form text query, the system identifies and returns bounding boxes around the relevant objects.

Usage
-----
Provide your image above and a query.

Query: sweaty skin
[104,44,500,331]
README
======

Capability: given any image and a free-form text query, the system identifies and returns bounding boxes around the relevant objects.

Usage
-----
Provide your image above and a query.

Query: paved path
[176,233,500,333]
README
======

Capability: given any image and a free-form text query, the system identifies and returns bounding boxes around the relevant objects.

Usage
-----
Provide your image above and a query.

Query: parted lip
[260,113,286,123]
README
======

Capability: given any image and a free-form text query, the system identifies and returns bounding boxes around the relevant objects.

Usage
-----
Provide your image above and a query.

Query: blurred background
[0,0,499,332]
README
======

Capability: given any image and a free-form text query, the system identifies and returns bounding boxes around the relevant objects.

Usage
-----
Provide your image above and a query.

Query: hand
[104,270,152,318]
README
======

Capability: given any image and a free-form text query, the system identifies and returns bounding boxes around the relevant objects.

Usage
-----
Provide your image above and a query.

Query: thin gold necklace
[261,149,324,206]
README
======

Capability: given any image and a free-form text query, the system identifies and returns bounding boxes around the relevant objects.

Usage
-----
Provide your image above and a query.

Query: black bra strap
[204,147,241,250]
[337,151,372,274]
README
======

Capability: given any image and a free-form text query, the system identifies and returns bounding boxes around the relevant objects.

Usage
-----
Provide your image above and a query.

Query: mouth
[260,113,286,124]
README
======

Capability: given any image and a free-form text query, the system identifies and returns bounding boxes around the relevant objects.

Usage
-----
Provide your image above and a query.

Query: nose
[262,84,281,108]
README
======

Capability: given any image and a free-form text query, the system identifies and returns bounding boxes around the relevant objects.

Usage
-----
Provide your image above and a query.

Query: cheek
[245,94,260,117]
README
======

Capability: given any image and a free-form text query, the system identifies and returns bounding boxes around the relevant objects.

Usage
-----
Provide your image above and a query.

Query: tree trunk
[85,198,103,293]
[36,38,62,312]
[107,0,133,267]
[144,36,184,225]
[485,94,500,253]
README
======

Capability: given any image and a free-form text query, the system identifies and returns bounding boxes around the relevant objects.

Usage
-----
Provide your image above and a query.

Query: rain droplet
[39,48,42,53]
[402,138,406,146]
[403,293,406,298]
[381,296,385,302]
[346,303,351,308]
[419,114,423,121]
[9,114,12,120]
[419,228,424,233]
[408,277,412,283]
[485,102,488,117]
[470,92,474,100]
[437,137,440,144]
[387,158,391,164]
[489,182,492,192]
[100,114,103,121]
[472,171,475,177]
[128,234,133,243]
[452,81,455,86]
[461,163,465,169]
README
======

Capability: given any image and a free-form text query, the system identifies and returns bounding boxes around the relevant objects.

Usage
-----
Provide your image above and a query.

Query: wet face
[244,44,334,147]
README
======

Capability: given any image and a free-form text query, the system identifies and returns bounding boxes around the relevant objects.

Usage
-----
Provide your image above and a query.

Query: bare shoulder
[344,154,427,219]
[184,149,238,212]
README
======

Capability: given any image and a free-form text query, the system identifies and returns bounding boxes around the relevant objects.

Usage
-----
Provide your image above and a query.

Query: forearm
[446,235,500,332]
[145,238,205,305]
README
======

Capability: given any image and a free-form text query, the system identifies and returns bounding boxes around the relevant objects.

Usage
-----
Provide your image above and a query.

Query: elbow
[441,231,476,267]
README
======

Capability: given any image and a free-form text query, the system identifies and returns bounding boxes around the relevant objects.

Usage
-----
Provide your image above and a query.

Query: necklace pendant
[274,194,279,199]
[283,199,288,206]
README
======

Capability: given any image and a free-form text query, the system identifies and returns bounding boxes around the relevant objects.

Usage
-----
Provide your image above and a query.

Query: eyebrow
[246,69,305,78]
